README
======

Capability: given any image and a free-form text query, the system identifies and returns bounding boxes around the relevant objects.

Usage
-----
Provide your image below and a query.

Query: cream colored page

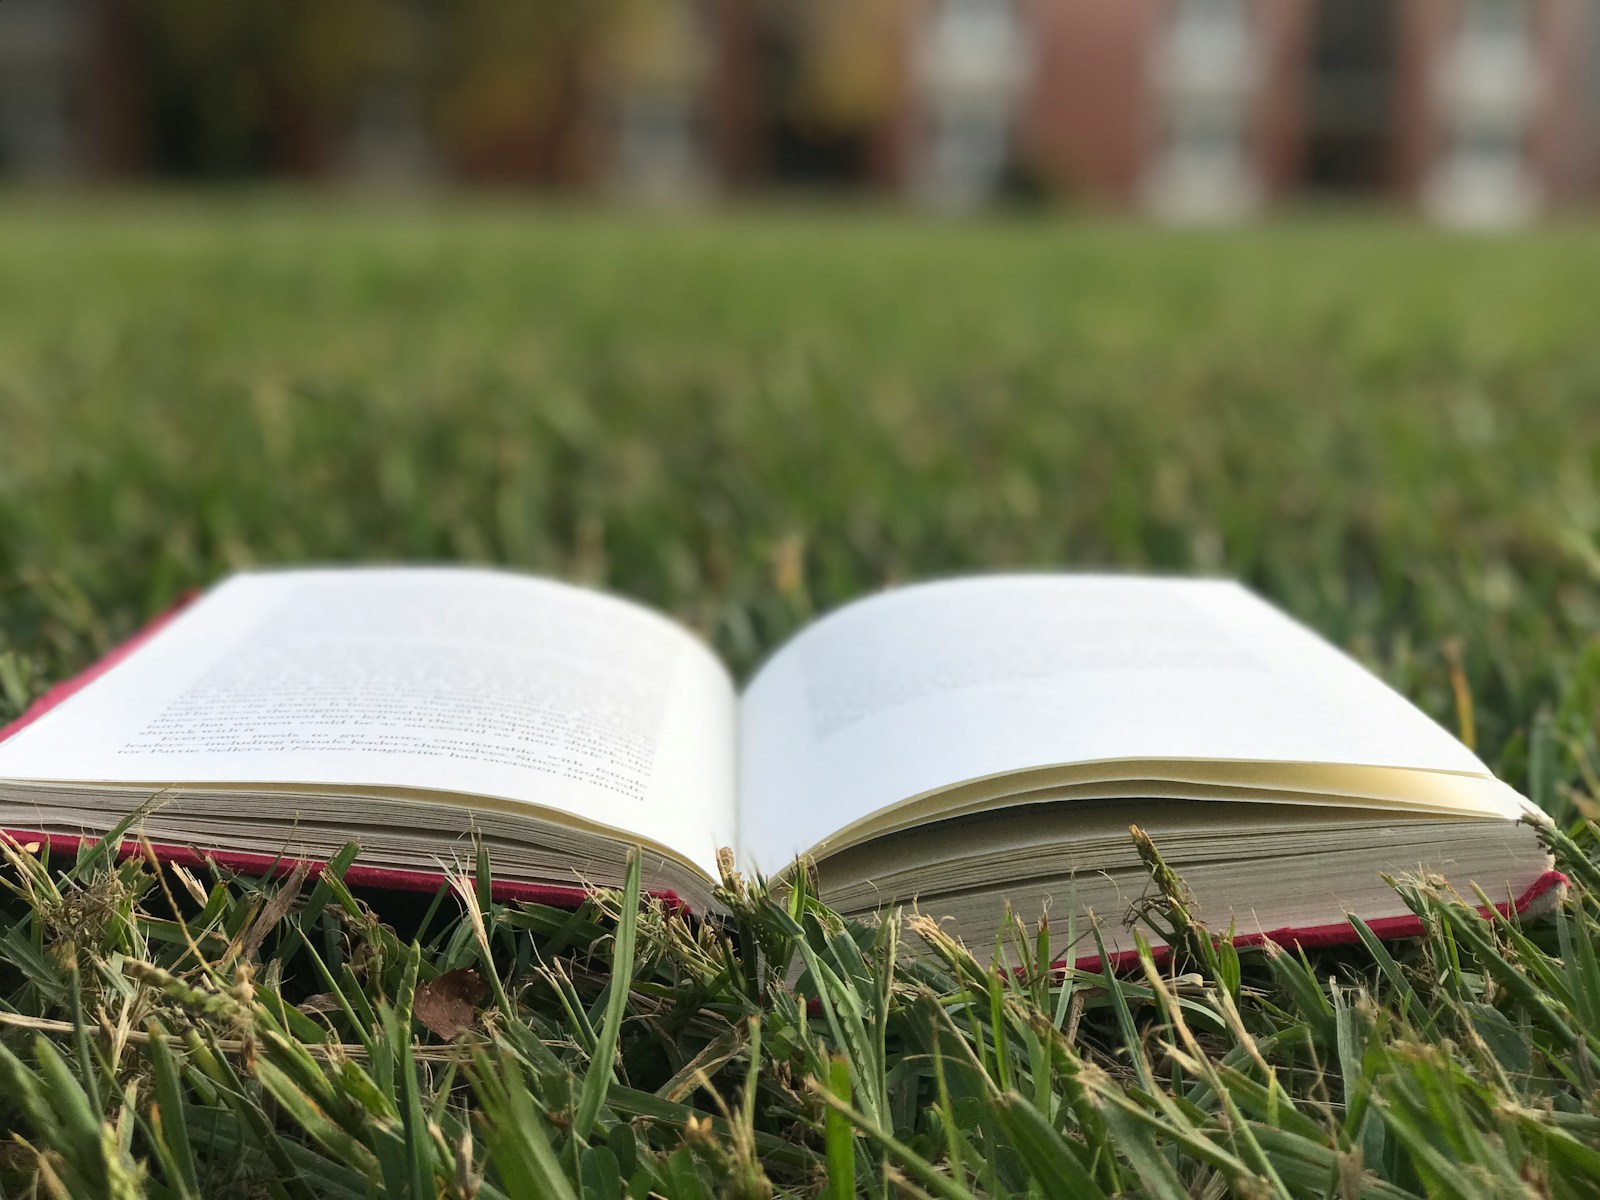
[736,574,1497,874]
[0,568,736,877]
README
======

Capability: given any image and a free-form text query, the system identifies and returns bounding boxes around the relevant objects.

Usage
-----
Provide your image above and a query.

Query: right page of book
[736,574,1518,875]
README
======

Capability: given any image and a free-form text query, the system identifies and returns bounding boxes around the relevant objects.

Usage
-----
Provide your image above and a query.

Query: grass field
[3,201,1600,1197]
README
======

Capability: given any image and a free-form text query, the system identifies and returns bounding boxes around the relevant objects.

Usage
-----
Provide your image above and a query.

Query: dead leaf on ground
[414,967,488,1040]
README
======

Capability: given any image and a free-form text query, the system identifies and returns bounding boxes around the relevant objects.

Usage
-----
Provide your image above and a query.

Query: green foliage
[3,205,1600,1195]
[0,819,1595,1197]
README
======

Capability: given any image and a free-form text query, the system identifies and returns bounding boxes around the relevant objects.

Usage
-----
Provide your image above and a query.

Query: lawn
[2,200,1600,1197]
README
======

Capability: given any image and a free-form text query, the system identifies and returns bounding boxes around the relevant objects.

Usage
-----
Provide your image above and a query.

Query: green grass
[3,200,1600,1197]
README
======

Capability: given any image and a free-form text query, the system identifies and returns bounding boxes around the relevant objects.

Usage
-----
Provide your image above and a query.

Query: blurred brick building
[2,0,1598,223]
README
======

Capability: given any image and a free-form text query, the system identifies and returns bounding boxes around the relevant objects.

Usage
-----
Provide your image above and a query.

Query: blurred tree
[609,0,705,91]
[93,0,920,191]
[750,0,911,187]
[132,0,390,176]
[787,0,907,138]
[433,0,615,184]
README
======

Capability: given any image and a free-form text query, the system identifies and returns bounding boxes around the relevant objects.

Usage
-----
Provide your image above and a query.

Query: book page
[0,568,736,878]
[736,574,1502,874]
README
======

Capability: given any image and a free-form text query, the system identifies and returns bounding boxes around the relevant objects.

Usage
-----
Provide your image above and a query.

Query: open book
[0,568,1559,960]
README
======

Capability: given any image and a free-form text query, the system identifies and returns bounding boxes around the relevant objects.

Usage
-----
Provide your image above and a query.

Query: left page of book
[0,567,737,879]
